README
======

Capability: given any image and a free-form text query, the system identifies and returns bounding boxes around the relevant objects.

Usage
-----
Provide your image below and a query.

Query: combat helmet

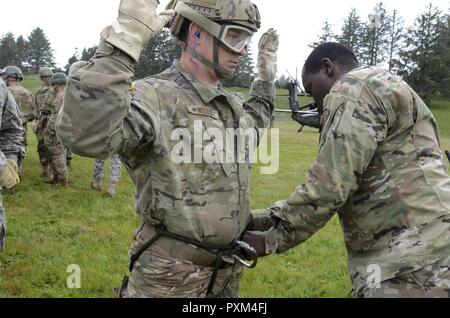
[51,72,68,85]
[166,0,261,79]
[3,66,24,81]
[39,67,53,78]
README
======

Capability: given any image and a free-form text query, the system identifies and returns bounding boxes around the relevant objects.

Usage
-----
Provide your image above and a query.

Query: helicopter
[274,71,321,132]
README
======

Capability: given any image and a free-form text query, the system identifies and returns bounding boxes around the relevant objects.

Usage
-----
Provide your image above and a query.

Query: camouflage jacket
[9,84,37,124]
[44,89,65,146]
[35,85,51,115]
[39,86,56,115]
[0,79,24,161]
[56,40,274,246]
[262,67,450,296]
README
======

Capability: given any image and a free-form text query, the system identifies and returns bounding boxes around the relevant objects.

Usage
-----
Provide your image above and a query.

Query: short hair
[304,42,359,74]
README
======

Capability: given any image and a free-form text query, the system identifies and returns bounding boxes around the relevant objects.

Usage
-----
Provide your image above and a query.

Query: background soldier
[57,0,278,298]
[244,43,450,298]
[2,66,35,176]
[91,154,122,197]
[36,77,56,181]
[44,73,68,187]
[34,67,53,178]
[0,74,23,251]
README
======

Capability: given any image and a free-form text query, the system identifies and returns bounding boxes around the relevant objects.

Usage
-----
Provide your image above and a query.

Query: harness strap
[128,224,240,296]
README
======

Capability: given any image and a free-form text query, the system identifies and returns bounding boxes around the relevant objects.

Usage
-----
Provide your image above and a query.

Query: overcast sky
[1,0,449,77]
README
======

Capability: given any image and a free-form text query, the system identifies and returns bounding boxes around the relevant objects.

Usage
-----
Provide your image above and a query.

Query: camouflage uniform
[0,78,24,251]
[56,39,274,297]
[93,154,121,184]
[44,89,67,183]
[35,84,51,167]
[9,84,36,147]
[261,67,450,298]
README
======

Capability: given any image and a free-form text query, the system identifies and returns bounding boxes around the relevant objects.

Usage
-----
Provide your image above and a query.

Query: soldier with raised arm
[56,0,279,298]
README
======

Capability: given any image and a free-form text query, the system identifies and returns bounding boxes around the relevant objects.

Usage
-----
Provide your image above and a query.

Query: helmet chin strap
[184,38,235,80]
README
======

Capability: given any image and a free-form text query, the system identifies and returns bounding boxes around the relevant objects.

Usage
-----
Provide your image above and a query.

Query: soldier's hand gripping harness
[101,0,174,62]
[0,159,20,189]
[256,28,279,82]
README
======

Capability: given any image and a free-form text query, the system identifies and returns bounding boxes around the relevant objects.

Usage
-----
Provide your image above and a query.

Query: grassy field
[0,75,449,298]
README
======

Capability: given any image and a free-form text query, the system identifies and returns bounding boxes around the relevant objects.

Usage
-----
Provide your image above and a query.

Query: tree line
[0,27,55,73]
[1,2,449,101]
[310,2,450,102]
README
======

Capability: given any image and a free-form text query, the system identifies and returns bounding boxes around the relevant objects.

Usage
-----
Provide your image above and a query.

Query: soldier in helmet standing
[56,0,279,298]
[2,66,35,176]
[34,67,53,179]
[44,72,68,187]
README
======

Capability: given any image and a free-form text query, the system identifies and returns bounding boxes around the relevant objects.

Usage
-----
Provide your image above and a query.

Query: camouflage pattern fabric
[0,80,24,162]
[93,154,121,183]
[123,223,243,298]
[261,67,450,297]
[35,85,51,167]
[9,84,36,147]
[361,256,450,298]
[0,151,6,252]
[56,39,274,297]
[36,87,56,167]
[0,78,24,251]
[45,90,67,182]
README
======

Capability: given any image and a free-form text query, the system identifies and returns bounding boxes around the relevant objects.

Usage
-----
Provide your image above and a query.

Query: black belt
[41,112,51,116]
[129,224,258,296]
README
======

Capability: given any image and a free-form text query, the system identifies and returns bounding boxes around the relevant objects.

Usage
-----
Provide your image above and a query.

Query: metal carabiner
[230,241,258,269]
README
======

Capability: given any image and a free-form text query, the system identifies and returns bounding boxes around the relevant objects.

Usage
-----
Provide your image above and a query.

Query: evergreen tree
[337,8,364,60]
[310,20,335,48]
[399,4,444,102]
[434,10,450,98]
[386,10,405,72]
[360,2,391,66]
[15,36,29,70]
[80,46,97,61]
[0,33,17,68]
[26,27,55,72]
[134,30,181,79]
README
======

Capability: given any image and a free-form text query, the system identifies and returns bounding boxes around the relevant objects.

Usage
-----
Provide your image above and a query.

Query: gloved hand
[256,28,279,82]
[241,231,269,257]
[248,209,275,232]
[101,0,174,62]
[0,159,20,189]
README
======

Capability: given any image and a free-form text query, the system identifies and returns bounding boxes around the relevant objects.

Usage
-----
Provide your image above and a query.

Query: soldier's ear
[320,58,334,77]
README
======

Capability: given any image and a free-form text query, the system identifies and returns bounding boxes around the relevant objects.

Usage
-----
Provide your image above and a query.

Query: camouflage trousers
[0,194,5,252]
[121,224,244,298]
[93,155,121,183]
[36,115,49,167]
[361,256,450,298]
[47,140,67,182]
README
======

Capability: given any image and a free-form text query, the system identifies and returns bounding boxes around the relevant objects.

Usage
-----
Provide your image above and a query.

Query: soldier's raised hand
[101,0,174,62]
[256,28,279,82]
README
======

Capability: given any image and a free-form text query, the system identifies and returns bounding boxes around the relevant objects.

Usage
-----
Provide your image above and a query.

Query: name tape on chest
[187,105,219,120]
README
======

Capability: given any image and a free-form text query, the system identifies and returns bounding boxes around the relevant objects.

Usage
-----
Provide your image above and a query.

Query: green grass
[0,77,449,298]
